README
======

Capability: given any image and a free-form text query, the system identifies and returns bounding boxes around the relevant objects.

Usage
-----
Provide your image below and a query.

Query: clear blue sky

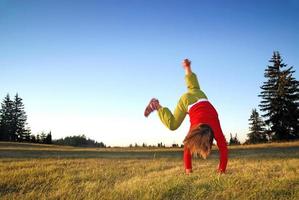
[1,0,298,146]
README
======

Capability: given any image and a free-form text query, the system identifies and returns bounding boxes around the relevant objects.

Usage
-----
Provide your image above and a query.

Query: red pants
[184,146,192,169]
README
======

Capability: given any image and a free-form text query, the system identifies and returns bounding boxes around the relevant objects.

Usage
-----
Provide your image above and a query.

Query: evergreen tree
[36,134,40,143]
[23,128,31,142]
[229,133,234,145]
[259,52,299,140]
[0,94,15,141]
[45,131,52,144]
[30,135,36,143]
[40,132,47,143]
[247,108,267,144]
[12,94,29,141]
[229,133,241,145]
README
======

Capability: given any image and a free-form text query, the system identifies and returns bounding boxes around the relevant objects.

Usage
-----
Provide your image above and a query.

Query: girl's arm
[184,59,193,75]
[215,132,228,173]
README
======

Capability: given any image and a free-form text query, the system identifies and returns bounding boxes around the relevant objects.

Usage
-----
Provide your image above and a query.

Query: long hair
[183,124,214,159]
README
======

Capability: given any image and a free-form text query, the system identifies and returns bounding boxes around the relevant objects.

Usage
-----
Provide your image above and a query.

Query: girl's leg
[184,146,192,173]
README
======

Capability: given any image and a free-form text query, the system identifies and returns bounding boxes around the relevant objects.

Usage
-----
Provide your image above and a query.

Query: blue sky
[1,0,298,146]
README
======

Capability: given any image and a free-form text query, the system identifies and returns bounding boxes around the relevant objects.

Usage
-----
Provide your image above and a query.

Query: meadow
[0,141,298,200]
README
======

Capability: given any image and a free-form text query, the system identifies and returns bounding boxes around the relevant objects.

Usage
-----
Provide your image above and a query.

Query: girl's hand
[182,59,191,69]
[217,168,225,174]
[182,59,192,75]
[185,168,192,175]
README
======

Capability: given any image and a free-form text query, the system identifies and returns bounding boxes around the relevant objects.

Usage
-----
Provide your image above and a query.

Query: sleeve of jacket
[212,121,228,173]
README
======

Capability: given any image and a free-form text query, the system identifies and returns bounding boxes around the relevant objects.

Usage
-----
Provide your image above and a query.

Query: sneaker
[144,98,160,117]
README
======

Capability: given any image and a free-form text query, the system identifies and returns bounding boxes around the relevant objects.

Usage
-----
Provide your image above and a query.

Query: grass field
[0,141,299,200]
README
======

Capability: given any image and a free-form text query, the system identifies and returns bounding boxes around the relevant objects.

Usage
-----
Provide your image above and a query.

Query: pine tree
[247,108,268,144]
[229,133,234,145]
[259,52,299,140]
[45,131,52,144]
[40,132,47,143]
[30,135,36,143]
[23,128,31,142]
[0,94,15,141]
[12,94,29,141]
[229,133,241,145]
[36,134,40,143]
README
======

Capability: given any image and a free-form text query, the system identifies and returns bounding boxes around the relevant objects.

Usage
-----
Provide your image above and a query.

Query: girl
[144,59,228,174]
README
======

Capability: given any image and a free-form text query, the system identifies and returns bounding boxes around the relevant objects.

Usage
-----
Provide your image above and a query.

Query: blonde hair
[183,124,214,159]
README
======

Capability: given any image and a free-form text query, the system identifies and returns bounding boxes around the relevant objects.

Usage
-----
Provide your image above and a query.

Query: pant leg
[157,104,187,131]
[184,146,192,170]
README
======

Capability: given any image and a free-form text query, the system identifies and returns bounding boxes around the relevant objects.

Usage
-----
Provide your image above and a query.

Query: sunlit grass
[0,141,298,200]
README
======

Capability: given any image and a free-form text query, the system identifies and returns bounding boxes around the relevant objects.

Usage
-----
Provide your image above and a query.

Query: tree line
[54,135,106,148]
[0,93,53,144]
[128,142,184,148]
[0,94,105,147]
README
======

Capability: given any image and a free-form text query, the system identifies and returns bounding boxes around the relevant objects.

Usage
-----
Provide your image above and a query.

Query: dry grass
[0,141,298,200]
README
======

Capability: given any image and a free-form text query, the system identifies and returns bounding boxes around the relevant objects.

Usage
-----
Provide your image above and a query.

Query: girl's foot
[144,98,160,117]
